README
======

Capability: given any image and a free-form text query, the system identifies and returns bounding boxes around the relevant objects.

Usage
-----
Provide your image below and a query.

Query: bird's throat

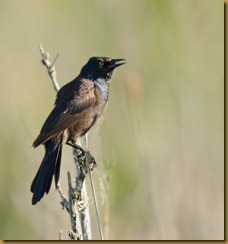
[94,78,109,101]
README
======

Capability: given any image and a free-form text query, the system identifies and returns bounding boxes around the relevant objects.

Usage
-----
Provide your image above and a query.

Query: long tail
[30,136,62,205]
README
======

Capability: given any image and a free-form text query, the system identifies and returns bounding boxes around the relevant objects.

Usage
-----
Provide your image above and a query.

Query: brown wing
[33,79,96,147]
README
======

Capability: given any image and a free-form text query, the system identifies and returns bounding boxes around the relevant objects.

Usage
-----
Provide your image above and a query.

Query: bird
[31,56,125,205]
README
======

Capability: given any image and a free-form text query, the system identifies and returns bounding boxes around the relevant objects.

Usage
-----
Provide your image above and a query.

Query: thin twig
[88,169,104,240]
[57,183,70,212]
[99,174,110,239]
[83,134,104,240]
[39,44,60,92]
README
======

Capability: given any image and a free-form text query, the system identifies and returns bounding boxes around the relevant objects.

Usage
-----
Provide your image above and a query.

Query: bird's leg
[67,141,88,179]
[66,141,86,156]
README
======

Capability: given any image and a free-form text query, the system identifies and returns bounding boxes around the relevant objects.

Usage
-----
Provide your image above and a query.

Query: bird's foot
[85,151,97,171]
[66,141,97,173]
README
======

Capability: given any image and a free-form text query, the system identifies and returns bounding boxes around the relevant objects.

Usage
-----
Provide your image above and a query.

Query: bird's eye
[99,61,104,68]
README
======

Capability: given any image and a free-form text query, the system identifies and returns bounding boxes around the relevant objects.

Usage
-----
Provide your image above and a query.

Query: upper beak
[108,59,126,70]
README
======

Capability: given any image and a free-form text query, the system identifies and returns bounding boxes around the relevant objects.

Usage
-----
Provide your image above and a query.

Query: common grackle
[31,57,125,205]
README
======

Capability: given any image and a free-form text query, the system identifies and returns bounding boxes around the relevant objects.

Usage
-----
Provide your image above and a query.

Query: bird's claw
[67,141,97,173]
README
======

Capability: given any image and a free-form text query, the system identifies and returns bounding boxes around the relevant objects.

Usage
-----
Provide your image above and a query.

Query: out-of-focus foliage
[0,0,223,240]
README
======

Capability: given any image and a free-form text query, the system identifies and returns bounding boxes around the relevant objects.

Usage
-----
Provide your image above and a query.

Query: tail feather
[54,144,62,188]
[31,136,62,205]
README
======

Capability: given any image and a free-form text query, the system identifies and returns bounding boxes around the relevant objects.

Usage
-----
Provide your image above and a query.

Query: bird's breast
[66,79,109,143]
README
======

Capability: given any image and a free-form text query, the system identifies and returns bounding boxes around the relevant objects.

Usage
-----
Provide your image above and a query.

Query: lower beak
[108,59,126,70]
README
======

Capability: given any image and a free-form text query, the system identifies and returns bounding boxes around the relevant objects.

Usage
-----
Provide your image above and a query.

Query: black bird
[31,57,125,205]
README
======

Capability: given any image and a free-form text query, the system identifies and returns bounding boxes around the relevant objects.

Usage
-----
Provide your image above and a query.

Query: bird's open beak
[108,59,126,70]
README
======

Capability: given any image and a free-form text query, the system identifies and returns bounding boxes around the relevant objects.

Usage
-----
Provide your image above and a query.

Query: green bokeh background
[0,0,223,240]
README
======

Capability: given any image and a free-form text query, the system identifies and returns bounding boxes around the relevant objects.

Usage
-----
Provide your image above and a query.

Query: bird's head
[80,57,125,81]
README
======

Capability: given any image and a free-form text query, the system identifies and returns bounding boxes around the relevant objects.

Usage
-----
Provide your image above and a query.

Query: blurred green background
[0,0,223,240]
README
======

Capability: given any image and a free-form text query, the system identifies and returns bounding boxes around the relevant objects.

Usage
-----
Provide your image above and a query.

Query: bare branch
[38,44,104,240]
[38,44,92,240]
[79,184,92,240]
[39,44,60,92]
[68,172,82,240]
[57,183,70,212]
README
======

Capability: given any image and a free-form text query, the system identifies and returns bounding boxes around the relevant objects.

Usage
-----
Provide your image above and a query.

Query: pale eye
[99,61,104,68]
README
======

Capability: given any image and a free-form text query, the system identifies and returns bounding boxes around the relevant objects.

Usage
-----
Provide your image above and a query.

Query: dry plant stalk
[38,43,101,240]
